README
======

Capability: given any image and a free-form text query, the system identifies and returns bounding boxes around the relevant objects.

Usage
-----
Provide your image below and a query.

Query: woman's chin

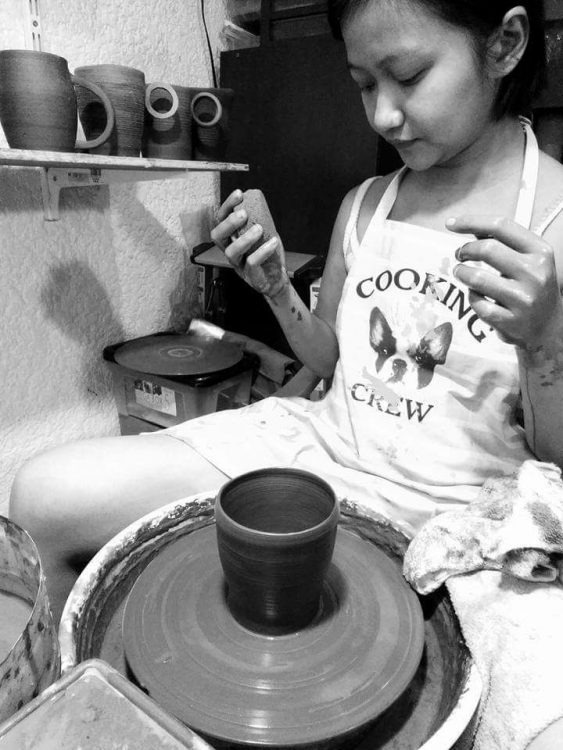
[397,150,436,172]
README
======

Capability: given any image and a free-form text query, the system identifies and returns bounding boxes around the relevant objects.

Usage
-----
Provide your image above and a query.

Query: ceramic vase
[142,82,193,160]
[74,64,146,156]
[0,50,114,152]
[190,87,234,161]
[215,467,339,634]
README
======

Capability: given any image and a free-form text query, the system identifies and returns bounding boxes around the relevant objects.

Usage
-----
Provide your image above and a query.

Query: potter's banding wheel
[122,525,424,747]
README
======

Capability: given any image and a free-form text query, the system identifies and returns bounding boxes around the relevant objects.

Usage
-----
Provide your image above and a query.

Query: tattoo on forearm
[291,306,303,322]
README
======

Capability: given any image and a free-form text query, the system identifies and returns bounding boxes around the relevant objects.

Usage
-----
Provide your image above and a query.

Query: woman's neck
[392,117,527,227]
[414,117,525,195]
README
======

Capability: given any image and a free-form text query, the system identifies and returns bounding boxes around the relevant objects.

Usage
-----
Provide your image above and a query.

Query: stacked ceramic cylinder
[74,65,146,157]
[143,84,235,161]
[142,83,192,160]
[0,50,235,161]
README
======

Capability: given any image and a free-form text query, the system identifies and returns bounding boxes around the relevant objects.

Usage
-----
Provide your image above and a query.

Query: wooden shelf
[0,149,249,220]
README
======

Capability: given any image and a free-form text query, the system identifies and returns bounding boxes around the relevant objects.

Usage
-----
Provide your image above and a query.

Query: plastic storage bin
[103,333,258,435]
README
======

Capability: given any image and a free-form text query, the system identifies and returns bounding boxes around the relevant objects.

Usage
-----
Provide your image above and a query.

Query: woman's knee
[9,442,112,551]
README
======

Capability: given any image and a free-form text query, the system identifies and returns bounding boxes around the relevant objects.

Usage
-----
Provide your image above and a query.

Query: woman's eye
[397,70,425,86]
[359,81,376,93]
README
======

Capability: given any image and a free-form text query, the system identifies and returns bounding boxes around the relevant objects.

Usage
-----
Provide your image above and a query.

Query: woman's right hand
[210,190,290,301]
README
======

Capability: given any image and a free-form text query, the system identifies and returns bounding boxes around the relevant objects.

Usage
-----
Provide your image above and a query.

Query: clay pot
[215,467,339,634]
[142,83,193,160]
[0,50,114,152]
[74,64,146,156]
[0,516,60,723]
[190,87,234,161]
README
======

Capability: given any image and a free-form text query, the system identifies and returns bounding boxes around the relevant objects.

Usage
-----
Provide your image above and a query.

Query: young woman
[10,0,563,662]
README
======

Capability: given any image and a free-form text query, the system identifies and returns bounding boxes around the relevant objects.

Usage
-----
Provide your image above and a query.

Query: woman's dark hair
[327,0,546,119]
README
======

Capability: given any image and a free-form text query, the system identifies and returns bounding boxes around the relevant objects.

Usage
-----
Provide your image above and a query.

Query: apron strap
[514,118,539,230]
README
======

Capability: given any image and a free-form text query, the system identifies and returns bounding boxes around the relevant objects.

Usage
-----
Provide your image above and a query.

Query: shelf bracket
[40,166,194,221]
[23,0,43,50]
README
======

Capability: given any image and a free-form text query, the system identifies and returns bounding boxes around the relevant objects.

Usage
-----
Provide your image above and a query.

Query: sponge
[233,189,283,256]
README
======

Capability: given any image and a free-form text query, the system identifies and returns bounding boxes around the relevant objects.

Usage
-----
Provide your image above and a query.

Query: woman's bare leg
[9,434,227,624]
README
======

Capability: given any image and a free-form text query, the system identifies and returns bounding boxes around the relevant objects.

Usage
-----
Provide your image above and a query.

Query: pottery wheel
[113,334,242,377]
[122,525,425,747]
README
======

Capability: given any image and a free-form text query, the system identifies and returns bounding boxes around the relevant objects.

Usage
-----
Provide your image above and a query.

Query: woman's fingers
[210,190,246,249]
[455,238,526,278]
[453,262,527,309]
[447,214,551,255]
[215,189,243,223]
[223,223,264,266]
[467,291,518,344]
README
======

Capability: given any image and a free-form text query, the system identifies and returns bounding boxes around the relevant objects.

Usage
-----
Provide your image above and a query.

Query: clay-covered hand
[448,215,563,350]
[210,189,290,301]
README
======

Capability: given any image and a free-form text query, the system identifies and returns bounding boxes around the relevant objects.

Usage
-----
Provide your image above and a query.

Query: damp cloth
[403,460,563,749]
[403,460,563,594]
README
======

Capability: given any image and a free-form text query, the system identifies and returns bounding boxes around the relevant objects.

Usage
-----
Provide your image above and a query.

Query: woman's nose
[371,93,404,134]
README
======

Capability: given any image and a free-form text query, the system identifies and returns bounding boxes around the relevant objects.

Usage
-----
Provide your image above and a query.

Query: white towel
[403,460,563,749]
[446,571,563,749]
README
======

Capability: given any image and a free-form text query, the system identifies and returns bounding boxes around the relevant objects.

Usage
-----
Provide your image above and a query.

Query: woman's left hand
[448,215,563,349]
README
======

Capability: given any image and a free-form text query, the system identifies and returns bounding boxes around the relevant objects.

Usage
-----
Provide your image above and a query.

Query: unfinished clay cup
[74,64,146,156]
[215,467,339,634]
[0,50,114,152]
[142,82,193,160]
[190,87,234,161]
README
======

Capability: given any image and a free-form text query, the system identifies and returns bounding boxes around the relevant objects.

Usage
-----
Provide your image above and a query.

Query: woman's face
[342,0,500,171]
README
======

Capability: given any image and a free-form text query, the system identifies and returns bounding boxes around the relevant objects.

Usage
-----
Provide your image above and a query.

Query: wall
[0,0,229,513]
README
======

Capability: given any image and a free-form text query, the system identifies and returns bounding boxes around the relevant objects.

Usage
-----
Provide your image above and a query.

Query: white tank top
[315,121,555,512]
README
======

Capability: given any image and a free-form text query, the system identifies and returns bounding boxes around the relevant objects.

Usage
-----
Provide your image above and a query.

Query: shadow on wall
[0,168,110,216]
[114,194,211,333]
[41,260,126,403]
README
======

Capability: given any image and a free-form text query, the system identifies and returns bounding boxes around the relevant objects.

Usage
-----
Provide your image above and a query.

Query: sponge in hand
[233,189,284,256]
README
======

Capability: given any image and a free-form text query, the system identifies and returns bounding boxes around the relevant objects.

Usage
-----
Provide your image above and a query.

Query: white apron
[163,122,551,534]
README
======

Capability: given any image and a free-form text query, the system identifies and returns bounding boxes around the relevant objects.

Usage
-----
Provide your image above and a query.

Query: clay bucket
[59,494,481,750]
[0,516,60,723]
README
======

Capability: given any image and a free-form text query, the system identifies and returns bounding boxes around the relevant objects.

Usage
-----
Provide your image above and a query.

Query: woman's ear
[487,5,529,79]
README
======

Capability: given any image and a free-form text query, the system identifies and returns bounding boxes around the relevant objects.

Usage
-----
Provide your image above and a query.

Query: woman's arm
[448,214,563,469]
[211,188,356,378]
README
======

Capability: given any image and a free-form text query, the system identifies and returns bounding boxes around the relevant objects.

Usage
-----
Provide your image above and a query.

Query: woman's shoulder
[340,170,399,243]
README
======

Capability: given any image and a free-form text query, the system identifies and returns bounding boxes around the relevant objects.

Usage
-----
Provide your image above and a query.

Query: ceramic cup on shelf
[0,50,114,152]
[215,467,339,635]
[142,83,193,160]
[74,64,146,156]
[190,87,234,161]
